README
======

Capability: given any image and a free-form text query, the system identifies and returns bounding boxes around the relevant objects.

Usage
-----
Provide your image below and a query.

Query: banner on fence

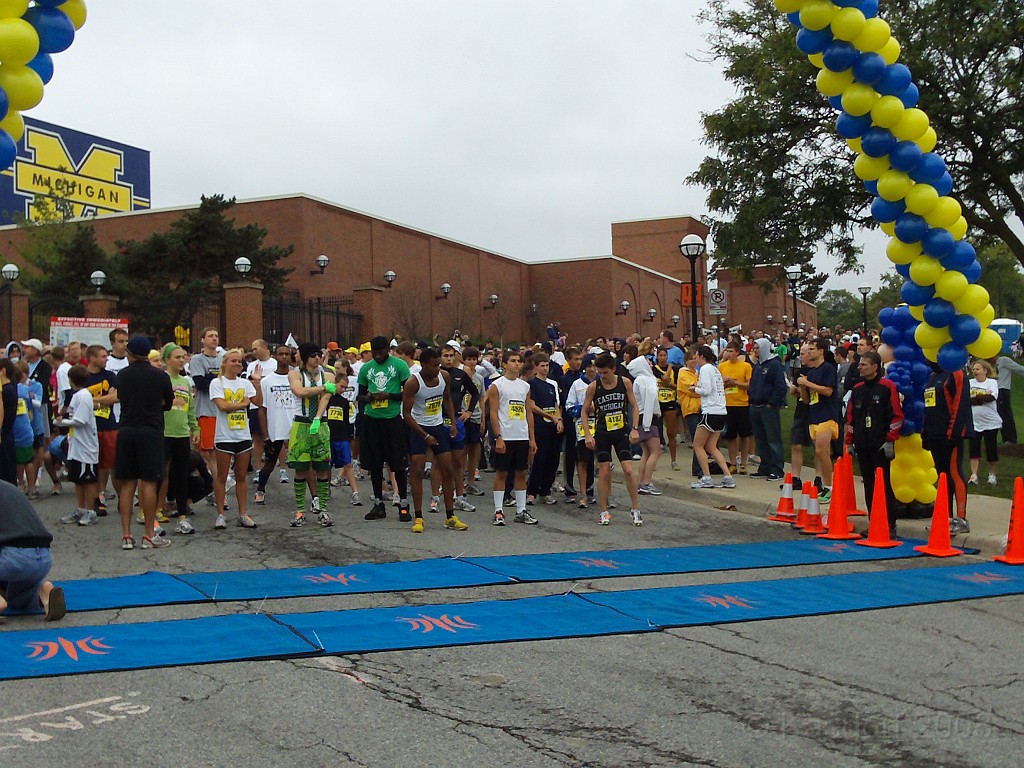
[49,317,129,349]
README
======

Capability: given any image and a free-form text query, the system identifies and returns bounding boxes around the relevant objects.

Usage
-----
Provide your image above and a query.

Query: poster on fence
[49,317,130,350]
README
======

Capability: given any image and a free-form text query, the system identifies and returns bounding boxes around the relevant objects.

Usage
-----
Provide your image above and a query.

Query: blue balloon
[911,362,932,384]
[901,281,935,305]
[877,306,895,328]
[895,261,911,279]
[860,0,879,17]
[898,82,920,108]
[871,196,905,223]
[33,0,67,5]
[893,344,916,362]
[852,52,886,85]
[922,297,956,328]
[787,11,803,26]
[823,41,859,72]
[937,342,969,372]
[889,141,923,173]
[933,172,954,197]
[962,259,983,284]
[796,27,833,55]
[834,0,861,6]
[922,227,955,258]
[836,111,872,138]
[895,213,928,243]
[902,324,921,345]
[880,325,903,346]
[860,126,897,157]
[904,398,925,421]
[864,179,879,195]
[827,94,844,111]
[891,304,915,329]
[876,64,912,96]
[23,7,75,54]
[26,52,54,85]
[949,315,982,346]
[0,130,15,171]
[941,240,976,271]
[909,153,946,184]
[0,87,7,123]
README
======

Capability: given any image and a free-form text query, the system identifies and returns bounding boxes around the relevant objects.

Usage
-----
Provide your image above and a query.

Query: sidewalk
[630,443,1012,559]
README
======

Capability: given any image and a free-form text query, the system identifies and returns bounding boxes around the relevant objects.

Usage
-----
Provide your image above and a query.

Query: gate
[263,292,362,348]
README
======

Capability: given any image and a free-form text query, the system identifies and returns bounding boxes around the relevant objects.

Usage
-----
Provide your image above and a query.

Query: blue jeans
[0,546,51,612]
[750,405,785,477]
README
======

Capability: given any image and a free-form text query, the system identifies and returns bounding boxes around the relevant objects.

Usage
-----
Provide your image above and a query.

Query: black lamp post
[858,282,871,334]
[679,234,706,343]
[786,267,801,330]
[1,263,19,342]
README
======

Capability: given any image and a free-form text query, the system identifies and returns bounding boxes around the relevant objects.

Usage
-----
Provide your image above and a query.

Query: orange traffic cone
[914,473,963,558]
[800,486,827,534]
[855,467,901,548]
[792,481,812,530]
[995,477,1024,565]
[843,452,867,517]
[818,459,860,540]
[768,472,797,523]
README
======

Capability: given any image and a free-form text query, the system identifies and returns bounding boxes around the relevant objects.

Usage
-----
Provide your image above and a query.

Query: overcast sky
[35,0,891,295]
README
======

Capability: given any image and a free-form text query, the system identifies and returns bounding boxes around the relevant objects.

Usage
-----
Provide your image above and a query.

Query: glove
[309,418,322,436]
[324,381,337,394]
[882,441,895,460]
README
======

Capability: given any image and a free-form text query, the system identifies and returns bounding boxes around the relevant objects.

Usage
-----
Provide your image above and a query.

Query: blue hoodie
[748,339,788,407]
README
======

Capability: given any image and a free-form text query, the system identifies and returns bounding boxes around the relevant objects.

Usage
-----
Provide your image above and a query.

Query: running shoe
[514,510,538,525]
[175,519,195,535]
[988,474,998,485]
[121,536,135,551]
[317,510,333,527]
[950,517,970,535]
[155,510,170,524]
[818,487,832,504]
[543,495,559,505]
[691,476,719,489]
[631,509,643,527]
[351,492,363,506]
[492,510,505,526]
[215,514,228,529]
[411,518,424,533]
[330,476,340,487]
[638,484,651,495]
[466,483,484,497]
[454,496,475,512]
[399,508,412,523]
[364,502,387,520]
[503,495,516,507]
[445,515,469,531]
[720,476,737,489]
[51,483,62,496]
[290,512,305,527]
[225,475,236,493]
[135,509,145,524]
[60,509,84,524]
[312,496,321,513]
[430,495,440,513]
[645,484,663,496]
[254,490,266,505]
[391,492,401,507]
[77,509,98,526]
[671,461,679,471]
[238,515,257,529]
[968,474,978,485]
[599,511,611,525]
[141,535,170,549]
[279,469,290,483]
[565,494,579,505]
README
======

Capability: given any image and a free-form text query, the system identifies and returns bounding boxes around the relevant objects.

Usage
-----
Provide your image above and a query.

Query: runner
[54,364,99,527]
[484,350,538,526]
[796,337,839,503]
[653,346,680,470]
[719,341,754,474]
[286,342,335,528]
[559,347,592,504]
[326,372,362,506]
[461,346,486,496]
[256,345,298,504]
[526,351,563,505]
[84,344,119,516]
[687,345,736,490]
[159,344,199,535]
[438,342,478,513]
[246,339,276,474]
[628,355,662,499]
[209,348,262,529]
[565,352,598,510]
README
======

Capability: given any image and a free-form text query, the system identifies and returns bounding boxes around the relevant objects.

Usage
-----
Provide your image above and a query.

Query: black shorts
[262,439,285,466]
[248,408,264,437]
[697,413,728,433]
[575,440,595,464]
[216,440,253,455]
[115,431,165,482]
[722,406,752,439]
[360,415,409,472]
[595,430,632,463]
[67,459,98,485]
[790,408,810,446]
[409,423,452,456]
[492,439,530,472]
[465,421,482,445]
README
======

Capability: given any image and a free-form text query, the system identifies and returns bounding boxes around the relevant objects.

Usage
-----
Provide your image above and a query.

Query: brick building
[714,265,818,339]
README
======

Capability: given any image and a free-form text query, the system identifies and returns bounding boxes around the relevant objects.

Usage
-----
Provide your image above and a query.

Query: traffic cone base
[855,466,902,548]
[819,457,860,540]
[768,472,797,523]
[914,472,962,558]
[994,477,1024,564]
[800,487,827,535]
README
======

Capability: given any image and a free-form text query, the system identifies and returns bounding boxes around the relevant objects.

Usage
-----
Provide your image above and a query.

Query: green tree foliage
[690,0,1024,278]
[817,288,862,330]
[977,243,1024,320]
[18,219,111,301]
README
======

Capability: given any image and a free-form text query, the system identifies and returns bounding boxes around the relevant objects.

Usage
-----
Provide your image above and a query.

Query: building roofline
[610,214,707,226]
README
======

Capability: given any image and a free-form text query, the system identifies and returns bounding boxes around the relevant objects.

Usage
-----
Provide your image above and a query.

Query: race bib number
[576,418,596,440]
[924,387,936,408]
[462,394,472,411]
[605,411,625,431]
[228,411,247,430]
[658,389,675,403]
[327,406,345,421]
[371,398,389,409]
[864,415,872,429]
[16,398,27,416]
[809,391,819,405]
[725,386,738,395]
[95,405,111,420]
[425,396,443,417]
[543,406,559,420]
[509,400,526,420]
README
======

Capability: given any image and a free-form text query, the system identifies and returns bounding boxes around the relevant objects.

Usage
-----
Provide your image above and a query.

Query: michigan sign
[0,117,150,225]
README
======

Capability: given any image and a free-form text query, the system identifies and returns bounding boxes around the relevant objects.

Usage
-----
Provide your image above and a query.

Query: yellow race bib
[327,406,345,421]
[658,389,675,403]
[95,405,111,420]
[425,396,443,417]
[371,398,388,409]
[543,406,559,420]
[509,400,526,420]
[605,412,625,431]
[16,398,27,416]
[576,418,596,440]
[228,411,247,430]
[924,387,936,408]
[809,391,819,405]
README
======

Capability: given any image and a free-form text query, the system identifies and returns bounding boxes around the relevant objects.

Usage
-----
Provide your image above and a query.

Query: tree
[817,288,862,330]
[977,243,1024,319]
[689,0,1024,276]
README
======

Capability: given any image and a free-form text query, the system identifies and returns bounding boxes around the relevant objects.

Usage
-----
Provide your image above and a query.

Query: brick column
[80,294,120,320]
[223,281,264,349]
[352,285,385,342]
[8,287,30,342]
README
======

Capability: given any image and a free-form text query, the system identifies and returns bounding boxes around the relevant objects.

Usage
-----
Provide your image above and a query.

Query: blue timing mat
[0,613,319,681]
[57,571,207,611]
[581,561,1024,628]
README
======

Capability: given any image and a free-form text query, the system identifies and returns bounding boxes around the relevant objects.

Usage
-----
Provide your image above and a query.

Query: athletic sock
[515,489,527,514]
[294,480,306,513]
[370,470,384,501]
[316,478,330,513]
[493,490,504,510]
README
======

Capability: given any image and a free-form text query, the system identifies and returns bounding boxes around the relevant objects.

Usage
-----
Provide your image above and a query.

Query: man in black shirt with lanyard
[439,343,479,514]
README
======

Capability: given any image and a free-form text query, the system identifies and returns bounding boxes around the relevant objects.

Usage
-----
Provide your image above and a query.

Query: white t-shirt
[696,364,727,415]
[63,388,99,464]
[106,354,130,421]
[56,361,72,408]
[261,371,298,441]
[970,377,1001,432]
[490,376,531,441]
[209,376,257,444]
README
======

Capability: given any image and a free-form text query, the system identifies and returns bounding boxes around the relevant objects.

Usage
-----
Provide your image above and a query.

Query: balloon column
[772,0,1000,505]
[0,0,87,170]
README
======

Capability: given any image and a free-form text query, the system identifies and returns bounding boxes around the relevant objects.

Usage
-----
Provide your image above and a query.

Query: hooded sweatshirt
[627,357,659,431]
[749,338,788,408]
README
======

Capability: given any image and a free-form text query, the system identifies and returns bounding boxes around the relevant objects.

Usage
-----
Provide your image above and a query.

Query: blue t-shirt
[13,383,35,447]
[805,362,838,424]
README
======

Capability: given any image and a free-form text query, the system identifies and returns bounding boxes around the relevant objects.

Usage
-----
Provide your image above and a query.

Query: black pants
[563,427,593,496]
[164,436,191,515]
[998,389,1017,443]
[856,446,895,532]
[926,439,967,518]
[527,425,561,496]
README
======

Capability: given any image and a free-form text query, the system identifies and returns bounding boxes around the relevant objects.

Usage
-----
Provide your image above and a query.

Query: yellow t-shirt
[676,368,701,417]
[717,359,752,407]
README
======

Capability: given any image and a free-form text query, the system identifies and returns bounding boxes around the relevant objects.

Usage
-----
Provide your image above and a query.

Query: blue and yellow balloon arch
[0,0,87,169]
[774,0,1000,505]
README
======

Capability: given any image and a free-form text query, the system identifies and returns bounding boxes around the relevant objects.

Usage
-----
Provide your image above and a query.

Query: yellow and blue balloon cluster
[0,0,87,168]
[773,0,997,503]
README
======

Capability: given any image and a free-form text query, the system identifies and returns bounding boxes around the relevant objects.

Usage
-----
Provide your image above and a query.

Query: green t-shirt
[357,357,410,420]
[164,373,199,439]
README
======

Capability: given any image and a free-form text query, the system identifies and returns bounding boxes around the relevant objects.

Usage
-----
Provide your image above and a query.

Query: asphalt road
[2,475,1022,768]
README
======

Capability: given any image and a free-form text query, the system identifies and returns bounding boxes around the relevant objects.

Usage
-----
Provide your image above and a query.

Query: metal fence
[263,292,362,348]
[29,294,84,341]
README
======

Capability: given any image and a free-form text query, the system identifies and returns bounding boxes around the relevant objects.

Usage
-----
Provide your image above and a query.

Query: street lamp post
[679,234,706,344]
[858,282,871,335]
[786,267,801,330]
[1,263,20,342]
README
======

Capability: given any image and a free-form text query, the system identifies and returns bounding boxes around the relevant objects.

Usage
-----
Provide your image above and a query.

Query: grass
[776,377,1024,501]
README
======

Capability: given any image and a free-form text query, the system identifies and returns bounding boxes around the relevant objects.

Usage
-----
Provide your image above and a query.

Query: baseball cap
[445,339,461,352]
[345,346,357,354]
[326,341,339,351]
[20,338,43,353]
[582,352,597,368]
[359,342,372,353]
[390,338,399,349]
[126,335,152,357]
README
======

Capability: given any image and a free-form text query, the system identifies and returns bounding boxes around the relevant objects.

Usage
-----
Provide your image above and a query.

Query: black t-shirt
[115,361,174,436]
[85,369,119,431]
[1,381,16,432]
[594,375,629,435]
[0,479,53,546]
[326,393,354,442]
[806,362,839,424]
[442,365,479,416]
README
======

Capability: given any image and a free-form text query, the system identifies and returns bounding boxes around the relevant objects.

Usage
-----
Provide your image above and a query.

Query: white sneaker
[350,492,363,506]
[988,474,998,485]
[77,509,98,526]
[691,476,718,489]
[454,496,476,512]
[312,496,321,513]
[175,519,195,535]
[631,509,644,526]
[968,474,979,485]
[279,469,290,483]
[430,495,440,513]
[60,509,84,524]
[214,514,227,529]
[720,476,737,489]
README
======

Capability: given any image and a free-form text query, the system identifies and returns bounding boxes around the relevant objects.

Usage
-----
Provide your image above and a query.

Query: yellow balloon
[886,238,921,265]
[845,137,863,155]
[0,18,39,66]
[0,64,43,111]
[807,52,825,69]
[841,83,878,116]
[870,95,905,129]
[831,7,866,41]
[0,108,23,142]
[916,484,937,504]
[924,465,938,485]
[976,304,995,329]
[948,216,968,241]
[953,284,990,315]
[879,37,902,65]
[924,196,961,229]
[967,328,1002,359]
[854,152,890,181]
[800,0,835,31]
[880,221,896,237]
[893,482,915,504]
[876,169,913,201]
[817,67,854,98]
[921,344,938,362]
[892,108,930,141]
[915,322,951,350]
[915,127,938,152]
[898,432,923,451]
[905,183,939,216]
[909,304,925,321]
[0,0,28,20]
[934,269,968,301]
[852,17,891,52]
[61,0,88,30]
[909,255,943,286]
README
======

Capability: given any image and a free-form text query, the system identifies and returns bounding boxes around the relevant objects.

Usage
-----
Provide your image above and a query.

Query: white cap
[390,338,399,348]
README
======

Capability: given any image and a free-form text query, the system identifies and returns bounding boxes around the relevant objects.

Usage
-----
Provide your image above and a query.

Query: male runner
[255,344,297,505]
[485,350,537,525]
[287,342,335,527]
